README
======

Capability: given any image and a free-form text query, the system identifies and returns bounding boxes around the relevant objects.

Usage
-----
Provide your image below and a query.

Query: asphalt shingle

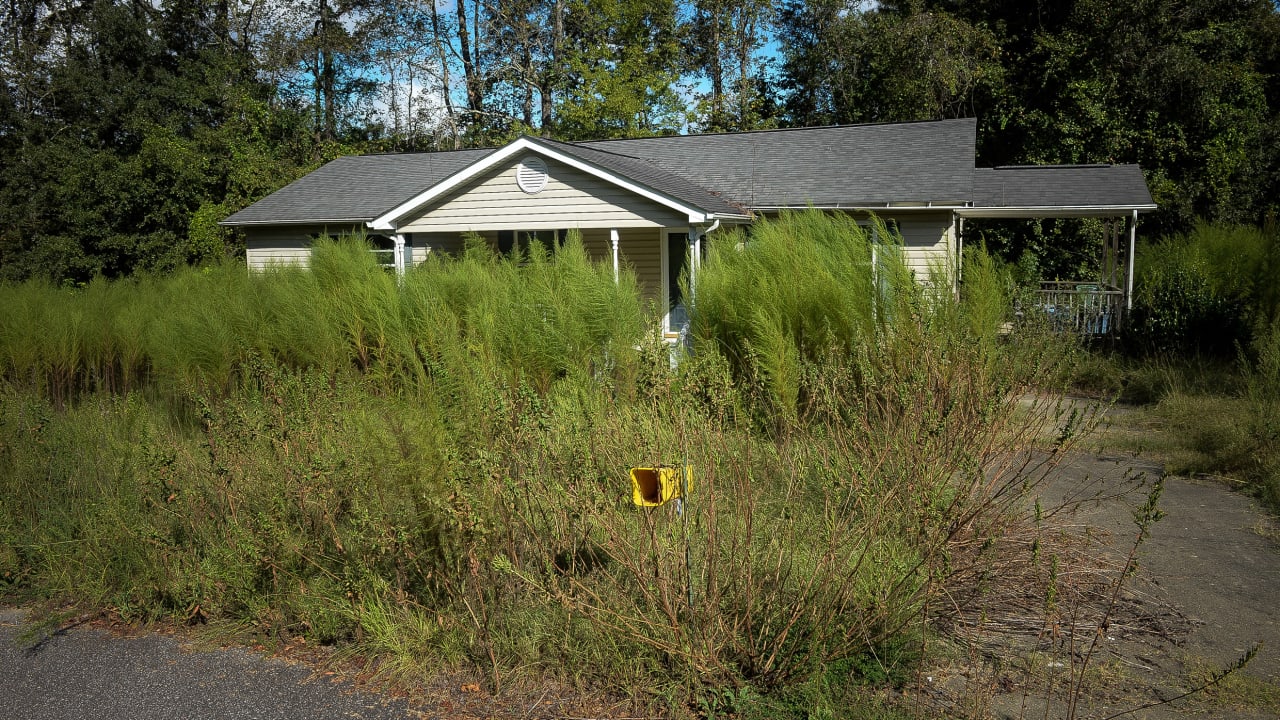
[972,164,1154,210]
[532,137,751,217]
[221,119,1155,227]
[581,119,977,208]
[222,149,494,225]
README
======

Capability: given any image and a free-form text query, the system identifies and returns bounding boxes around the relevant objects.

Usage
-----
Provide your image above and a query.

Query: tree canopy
[1,0,1277,283]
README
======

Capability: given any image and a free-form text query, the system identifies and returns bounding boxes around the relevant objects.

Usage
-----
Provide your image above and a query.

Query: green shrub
[1127,222,1278,357]
[1243,322,1280,510]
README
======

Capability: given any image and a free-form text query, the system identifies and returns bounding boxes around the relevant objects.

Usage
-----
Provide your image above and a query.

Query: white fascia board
[369,137,714,230]
[957,205,1158,219]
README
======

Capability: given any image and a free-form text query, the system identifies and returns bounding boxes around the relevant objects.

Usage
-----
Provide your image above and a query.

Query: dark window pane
[668,232,689,329]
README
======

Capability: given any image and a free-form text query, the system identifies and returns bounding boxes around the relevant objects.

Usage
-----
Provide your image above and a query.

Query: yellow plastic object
[630,466,693,507]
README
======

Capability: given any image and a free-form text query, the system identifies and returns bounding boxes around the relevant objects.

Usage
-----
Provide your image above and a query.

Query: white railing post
[610,228,619,284]
[392,234,407,278]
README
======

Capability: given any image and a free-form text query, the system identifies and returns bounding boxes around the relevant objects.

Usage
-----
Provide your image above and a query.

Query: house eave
[705,212,754,224]
[957,204,1158,219]
[750,203,969,212]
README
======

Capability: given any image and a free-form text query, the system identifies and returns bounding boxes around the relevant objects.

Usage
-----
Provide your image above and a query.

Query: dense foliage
[1128,222,1280,357]
[2,0,1278,282]
[0,216,1088,709]
[1113,221,1280,511]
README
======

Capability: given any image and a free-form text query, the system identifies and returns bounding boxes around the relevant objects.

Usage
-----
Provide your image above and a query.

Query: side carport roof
[961,164,1156,218]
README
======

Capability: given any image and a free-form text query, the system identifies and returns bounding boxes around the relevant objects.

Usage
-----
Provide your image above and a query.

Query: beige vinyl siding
[397,154,688,233]
[618,228,662,303]
[575,228,663,303]
[894,213,955,283]
[245,229,315,270]
[244,224,367,271]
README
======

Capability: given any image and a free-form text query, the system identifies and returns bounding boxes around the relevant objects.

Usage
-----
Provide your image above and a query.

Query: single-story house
[221,118,1155,338]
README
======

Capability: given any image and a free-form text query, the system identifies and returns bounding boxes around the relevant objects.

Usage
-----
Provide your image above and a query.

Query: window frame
[661,227,702,336]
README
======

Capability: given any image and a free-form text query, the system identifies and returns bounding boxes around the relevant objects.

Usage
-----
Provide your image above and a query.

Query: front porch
[1029,214,1135,336]
[1033,281,1126,335]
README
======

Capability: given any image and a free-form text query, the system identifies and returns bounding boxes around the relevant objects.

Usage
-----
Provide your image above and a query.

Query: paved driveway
[0,607,417,720]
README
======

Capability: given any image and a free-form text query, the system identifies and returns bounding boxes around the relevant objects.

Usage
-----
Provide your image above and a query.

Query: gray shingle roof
[222,119,1155,228]
[971,165,1155,212]
[532,137,750,217]
[581,118,977,207]
[222,149,494,225]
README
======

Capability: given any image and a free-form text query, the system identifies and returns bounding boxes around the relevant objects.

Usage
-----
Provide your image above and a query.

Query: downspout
[690,219,720,305]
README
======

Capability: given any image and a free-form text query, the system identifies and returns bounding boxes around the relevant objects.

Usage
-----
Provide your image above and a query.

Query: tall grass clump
[482,211,1085,705]
[1127,221,1279,358]
[1241,321,1280,512]
[401,232,645,394]
[1111,220,1280,511]
[691,212,913,426]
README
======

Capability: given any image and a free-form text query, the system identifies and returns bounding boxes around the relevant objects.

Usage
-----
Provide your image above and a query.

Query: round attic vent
[516,156,549,194]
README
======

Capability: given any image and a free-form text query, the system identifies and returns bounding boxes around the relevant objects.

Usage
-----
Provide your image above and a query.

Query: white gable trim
[369,137,717,230]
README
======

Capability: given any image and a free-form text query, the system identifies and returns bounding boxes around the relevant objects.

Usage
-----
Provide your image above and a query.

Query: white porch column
[392,234,407,277]
[610,228,620,284]
[688,233,700,305]
[1126,210,1137,311]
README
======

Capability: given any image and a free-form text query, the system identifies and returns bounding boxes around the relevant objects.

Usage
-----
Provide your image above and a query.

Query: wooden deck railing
[1032,281,1125,335]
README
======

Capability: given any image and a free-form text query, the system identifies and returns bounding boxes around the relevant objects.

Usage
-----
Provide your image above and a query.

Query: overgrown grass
[0,215,1088,715]
[1076,221,1280,513]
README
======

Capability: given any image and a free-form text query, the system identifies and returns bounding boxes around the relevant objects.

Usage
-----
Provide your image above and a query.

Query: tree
[686,0,774,131]
[551,0,687,138]
[777,1,1002,127]
[0,0,315,283]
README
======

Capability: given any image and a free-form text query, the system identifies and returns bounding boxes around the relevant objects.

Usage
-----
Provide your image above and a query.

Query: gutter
[750,204,969,212]
[957,204,1158,218]
[218,217,374,228]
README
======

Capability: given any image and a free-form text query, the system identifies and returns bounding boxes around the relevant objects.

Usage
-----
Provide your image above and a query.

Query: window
[368,235,396,269]
[497,229,569,257]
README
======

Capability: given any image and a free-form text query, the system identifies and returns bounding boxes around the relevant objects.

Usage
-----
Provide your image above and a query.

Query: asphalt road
[0,607,417,720]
